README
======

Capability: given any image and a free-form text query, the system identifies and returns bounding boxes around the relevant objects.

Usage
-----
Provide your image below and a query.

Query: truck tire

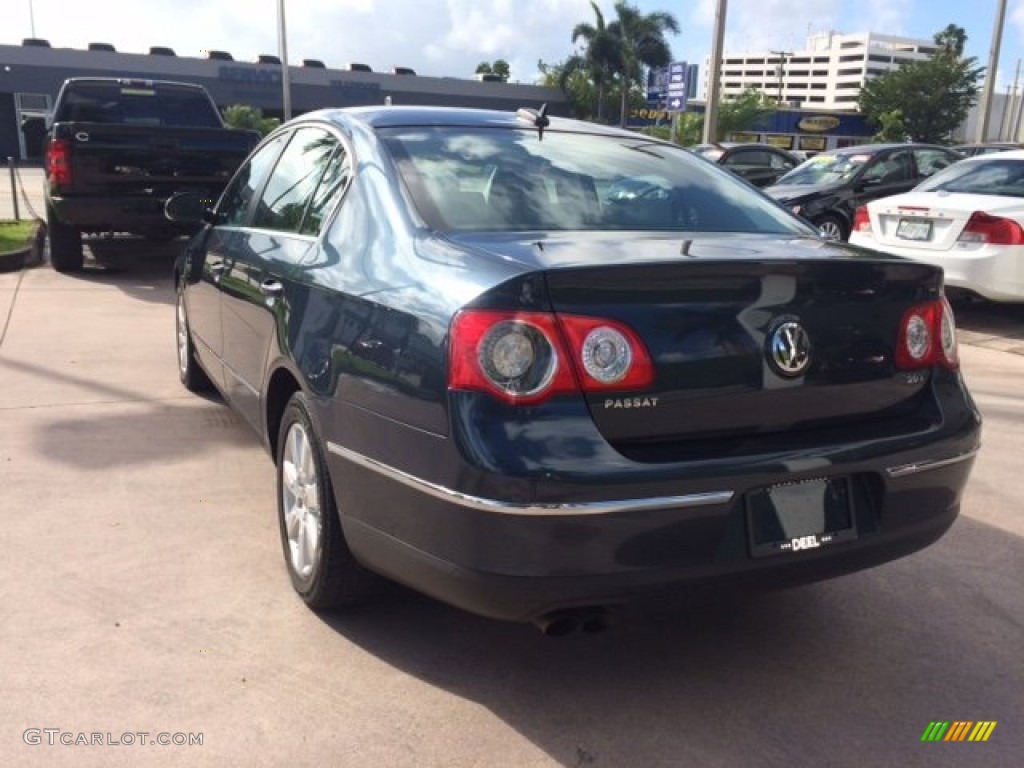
[47,207,84,273]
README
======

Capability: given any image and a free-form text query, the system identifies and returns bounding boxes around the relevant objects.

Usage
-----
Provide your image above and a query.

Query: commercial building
[0,39,565,162]
[708,31,939,111]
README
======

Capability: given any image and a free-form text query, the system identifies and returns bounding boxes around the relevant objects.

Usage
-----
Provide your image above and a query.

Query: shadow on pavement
[314,516,1022,768]
[56,236,184,306]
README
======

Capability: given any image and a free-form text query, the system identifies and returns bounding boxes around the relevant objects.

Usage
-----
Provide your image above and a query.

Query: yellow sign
[797,116,842,133]
[765,135,794,149]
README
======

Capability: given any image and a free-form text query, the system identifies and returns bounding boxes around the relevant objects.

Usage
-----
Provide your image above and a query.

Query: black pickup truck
[43,78,260,272]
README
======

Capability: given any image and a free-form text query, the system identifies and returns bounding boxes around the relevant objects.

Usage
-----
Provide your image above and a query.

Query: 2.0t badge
[768,320,811,377]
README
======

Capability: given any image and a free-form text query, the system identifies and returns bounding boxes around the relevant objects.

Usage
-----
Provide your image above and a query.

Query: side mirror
[165,192,215,224]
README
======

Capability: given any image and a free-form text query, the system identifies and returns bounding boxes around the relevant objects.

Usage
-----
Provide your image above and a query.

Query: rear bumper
[849,234,1024,302]
[329,438,978,622]
[47,194,203,236]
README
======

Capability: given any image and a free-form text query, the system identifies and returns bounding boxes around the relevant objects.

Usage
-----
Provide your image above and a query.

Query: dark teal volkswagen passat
[168,106,980,634]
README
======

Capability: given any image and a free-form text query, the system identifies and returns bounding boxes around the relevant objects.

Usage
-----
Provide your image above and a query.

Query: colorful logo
[921,721,997,742]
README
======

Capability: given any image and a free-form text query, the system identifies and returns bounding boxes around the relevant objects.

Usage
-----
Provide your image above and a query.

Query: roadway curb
[0,219,45,272]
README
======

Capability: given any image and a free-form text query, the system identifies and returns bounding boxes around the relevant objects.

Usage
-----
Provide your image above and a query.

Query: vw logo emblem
[768,321,811,377]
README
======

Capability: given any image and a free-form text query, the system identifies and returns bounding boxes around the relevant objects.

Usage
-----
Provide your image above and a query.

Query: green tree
[475,59,511,80]
[859,24,982,143]
[715,88,775,140]
[562,1,619,121]
[934,23,967,58]
[606,2,680,127]
[222,104,280,136]
[539,58,598,119]
[873,109,906,142]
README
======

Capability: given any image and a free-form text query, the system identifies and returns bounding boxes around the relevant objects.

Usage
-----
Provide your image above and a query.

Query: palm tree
[934,24,967,59]
[606,2,680,127]
[562,1,619,121]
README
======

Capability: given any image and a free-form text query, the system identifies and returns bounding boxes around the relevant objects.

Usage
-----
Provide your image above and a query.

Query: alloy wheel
[281,422,322,581]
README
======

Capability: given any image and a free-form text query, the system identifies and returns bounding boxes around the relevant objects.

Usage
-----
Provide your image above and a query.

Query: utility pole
[976,0,1008,142]
[277,0,292,121]
[702,0,728,143]
[771,50,792,105]
[28,0,36,37]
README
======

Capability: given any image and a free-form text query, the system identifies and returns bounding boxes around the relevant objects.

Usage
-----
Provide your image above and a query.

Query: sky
[7,0,1024,94]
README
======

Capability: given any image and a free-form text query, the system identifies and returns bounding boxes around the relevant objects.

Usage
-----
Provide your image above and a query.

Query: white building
[708,31,939,111]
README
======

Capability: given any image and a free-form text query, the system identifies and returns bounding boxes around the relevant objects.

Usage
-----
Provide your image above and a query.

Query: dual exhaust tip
[533,607,612,637]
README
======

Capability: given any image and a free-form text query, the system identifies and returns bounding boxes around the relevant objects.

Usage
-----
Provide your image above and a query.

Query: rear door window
[252,127,339,234]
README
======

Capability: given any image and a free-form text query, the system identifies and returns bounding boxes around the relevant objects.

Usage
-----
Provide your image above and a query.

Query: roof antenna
[516,103,550,140]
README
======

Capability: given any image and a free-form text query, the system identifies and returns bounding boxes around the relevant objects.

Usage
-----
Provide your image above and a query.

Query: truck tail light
[449,310,654,405]
[46,138,72,191]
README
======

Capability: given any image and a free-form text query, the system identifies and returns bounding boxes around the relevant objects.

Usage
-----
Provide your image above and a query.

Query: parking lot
[1,206,1022,765]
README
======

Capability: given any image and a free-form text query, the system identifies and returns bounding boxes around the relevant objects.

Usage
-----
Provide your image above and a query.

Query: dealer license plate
[747,478,857,557]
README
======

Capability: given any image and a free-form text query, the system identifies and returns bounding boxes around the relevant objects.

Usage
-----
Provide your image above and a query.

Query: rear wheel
[277,392,375,610]
[47,207,83,272]
[176,284,212,392]
[814,214,848,242]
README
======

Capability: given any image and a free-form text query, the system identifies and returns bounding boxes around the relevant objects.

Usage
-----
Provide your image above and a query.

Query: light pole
[702,0,728,143]
[771,50,792,105]
[277,0,292,121]
[28,0,36,37]
[976,0,1008,142]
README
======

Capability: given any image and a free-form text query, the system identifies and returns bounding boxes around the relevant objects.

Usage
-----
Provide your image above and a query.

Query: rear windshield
[915,157,1024,197]
[776,152,871,186]
[56,82,222,128]
[378,127,812,234]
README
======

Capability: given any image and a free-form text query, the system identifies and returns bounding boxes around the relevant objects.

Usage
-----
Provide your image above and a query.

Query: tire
[277,392,375,610]
[47,207,84,273]
[815,214,848,242]
[175,284,212,392]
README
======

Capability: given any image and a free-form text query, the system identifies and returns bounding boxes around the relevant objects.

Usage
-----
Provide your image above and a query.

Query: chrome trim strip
[326,441,734,516]
[886,449,980,479]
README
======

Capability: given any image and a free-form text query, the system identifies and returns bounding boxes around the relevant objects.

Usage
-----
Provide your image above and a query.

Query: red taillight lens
[556,315,654,391]
[895,298,958,370]
[46,138,72,190]
[957,211,1024,245]
[449,310,576,405]
[852,206,871,233]
[449,310,654,405]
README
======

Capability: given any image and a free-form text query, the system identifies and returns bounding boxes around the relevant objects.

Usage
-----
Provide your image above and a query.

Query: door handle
[260,279,284,298]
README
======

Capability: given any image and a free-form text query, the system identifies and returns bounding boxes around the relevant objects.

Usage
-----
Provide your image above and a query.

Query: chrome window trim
[326,442,734,516]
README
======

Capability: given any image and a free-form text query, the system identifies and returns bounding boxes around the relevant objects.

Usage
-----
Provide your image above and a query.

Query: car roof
[300,105,639,138]
[825,143,950,156]
[959,148,1024,160]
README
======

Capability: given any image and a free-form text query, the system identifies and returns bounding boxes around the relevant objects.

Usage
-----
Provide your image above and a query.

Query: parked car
[168,106,980,633]
[43,77,260,272]
[952,142,1023,157]
[849,149,1024,302]
[690,142,799,187]
[765,143,962,240]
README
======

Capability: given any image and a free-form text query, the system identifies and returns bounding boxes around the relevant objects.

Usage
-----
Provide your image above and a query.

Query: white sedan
[849,149,1024,302]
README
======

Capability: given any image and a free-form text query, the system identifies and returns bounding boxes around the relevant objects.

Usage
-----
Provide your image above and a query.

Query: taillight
[895,298,959,370]
[556,315,654,391]
[46,139,72,190]
[852,206,871,233]
[957,211,1024,245]
[449,310,654,405]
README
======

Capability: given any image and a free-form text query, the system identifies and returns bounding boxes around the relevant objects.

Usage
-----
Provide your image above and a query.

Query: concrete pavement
[1,257,1022,767]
